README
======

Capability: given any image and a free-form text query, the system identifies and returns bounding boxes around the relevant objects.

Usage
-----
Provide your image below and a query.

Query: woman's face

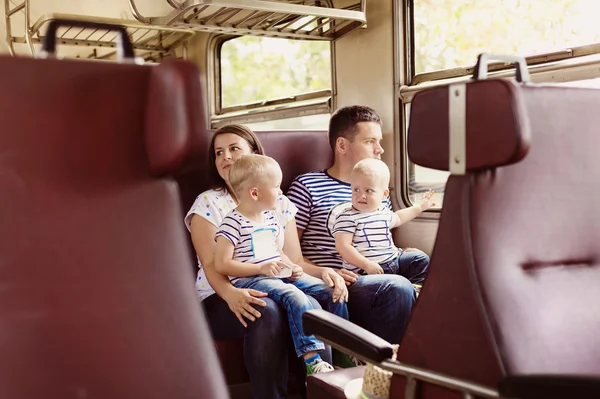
[214,133,254,184]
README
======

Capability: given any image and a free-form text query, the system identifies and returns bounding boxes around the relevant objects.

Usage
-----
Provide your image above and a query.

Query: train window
[413,0,600,74]
[215,35,332,128]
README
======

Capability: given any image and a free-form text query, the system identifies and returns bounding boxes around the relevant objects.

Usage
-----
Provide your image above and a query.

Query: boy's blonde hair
[229,154,280,197]
[352,158,390,187]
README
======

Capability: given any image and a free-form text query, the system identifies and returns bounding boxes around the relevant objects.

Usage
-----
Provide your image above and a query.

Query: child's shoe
[305,358,334,375]
[333,349,365,369]
[412,284,422,297]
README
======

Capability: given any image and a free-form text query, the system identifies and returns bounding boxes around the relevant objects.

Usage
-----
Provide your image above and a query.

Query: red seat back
[394,78,600,398]
[0,56,227,399]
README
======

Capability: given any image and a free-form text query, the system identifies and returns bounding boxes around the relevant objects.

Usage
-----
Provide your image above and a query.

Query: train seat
[304,55,600,399]
[0,47,227,398]
[175,128,333,389]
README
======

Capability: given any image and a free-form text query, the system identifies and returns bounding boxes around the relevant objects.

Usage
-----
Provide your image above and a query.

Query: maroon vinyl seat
[175,128,333,386]
[305,57,600,399]
[0,56,228,399]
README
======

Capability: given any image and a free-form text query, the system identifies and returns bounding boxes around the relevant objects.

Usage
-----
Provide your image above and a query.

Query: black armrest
[499,375,600,399]
[303,309,394,363]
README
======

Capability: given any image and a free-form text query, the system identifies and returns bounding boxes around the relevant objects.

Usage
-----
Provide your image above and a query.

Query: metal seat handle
[41,19,135,62]
[474,53,531,83]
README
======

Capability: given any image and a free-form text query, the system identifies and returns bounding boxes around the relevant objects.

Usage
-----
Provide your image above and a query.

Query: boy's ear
[383,188,389,197]
[249,186,259,201]
[336,137,347,155]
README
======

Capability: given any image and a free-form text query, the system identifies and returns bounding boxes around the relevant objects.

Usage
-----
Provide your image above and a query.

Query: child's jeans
[233,274,349,357]
[379,250,429,285]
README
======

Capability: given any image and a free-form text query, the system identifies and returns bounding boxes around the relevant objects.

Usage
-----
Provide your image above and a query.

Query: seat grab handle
[474,53,530,82]
[41,19,136,63]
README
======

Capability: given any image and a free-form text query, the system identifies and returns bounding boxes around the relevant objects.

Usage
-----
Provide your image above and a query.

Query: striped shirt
[287,170,391,269]
[332,208,400,273]
[216,209,282,279]
[184,188,296,301]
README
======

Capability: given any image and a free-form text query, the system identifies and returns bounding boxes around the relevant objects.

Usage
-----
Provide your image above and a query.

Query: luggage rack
[4,0,195,62]
[129,0,366,41]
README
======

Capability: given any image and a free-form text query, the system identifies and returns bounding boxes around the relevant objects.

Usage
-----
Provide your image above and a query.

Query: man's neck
[327,161,353,183]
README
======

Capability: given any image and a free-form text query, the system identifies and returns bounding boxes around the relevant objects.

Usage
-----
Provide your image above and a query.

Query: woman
[185,124,347,399]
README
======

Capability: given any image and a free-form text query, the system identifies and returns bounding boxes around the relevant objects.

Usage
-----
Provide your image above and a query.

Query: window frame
[395,0,600,212]
[210,34,335,129]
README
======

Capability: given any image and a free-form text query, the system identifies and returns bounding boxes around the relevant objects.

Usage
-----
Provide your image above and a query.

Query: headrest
[145,60,210,176]
[408,79,531,173]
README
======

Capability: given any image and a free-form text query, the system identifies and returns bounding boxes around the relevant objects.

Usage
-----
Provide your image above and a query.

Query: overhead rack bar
[4,0,195,61]
[129,0,367,41]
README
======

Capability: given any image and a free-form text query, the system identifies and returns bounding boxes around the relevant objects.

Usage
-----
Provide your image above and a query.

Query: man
[287,105,428,344]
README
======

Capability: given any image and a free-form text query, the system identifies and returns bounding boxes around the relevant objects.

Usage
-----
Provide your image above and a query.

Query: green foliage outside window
[220,36,331,108]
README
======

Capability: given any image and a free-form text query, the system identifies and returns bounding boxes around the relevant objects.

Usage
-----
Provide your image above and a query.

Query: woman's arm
[190,215,267,327]
[283,220,349,303]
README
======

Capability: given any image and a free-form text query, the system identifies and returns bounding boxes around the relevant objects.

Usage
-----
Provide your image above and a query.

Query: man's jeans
[380,250,430,285]
[234,274,349,357]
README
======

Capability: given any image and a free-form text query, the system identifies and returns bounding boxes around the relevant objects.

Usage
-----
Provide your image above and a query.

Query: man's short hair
[352,158,390,187]
[229,154,279,197]
[328,105,382,150]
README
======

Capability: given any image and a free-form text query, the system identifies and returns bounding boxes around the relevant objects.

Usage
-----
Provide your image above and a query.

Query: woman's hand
[322,268,349,303]
[223,287,268,328]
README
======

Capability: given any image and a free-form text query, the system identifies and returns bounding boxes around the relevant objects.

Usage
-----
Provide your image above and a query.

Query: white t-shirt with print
[184,189,297,301]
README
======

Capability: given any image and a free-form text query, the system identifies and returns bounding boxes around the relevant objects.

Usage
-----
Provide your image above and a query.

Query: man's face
[346,121,384,166]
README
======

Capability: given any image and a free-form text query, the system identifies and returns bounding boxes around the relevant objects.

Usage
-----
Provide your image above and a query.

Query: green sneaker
[413,284,422,297]
[306,358,334,376]
[333,350,365,369]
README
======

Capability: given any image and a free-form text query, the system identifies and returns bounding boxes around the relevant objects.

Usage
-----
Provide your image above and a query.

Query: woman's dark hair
[208,124,265,194]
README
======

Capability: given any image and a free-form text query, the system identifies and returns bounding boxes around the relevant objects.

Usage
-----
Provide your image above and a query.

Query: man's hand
[336,268,359,286]
[321,268,349,303]
[418,189,436,211]
[364,262,384,275]
[223,287,268,328]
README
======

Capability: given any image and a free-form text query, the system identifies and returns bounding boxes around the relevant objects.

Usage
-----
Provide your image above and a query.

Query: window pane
[414,0,600,74]
[220,36,331,108]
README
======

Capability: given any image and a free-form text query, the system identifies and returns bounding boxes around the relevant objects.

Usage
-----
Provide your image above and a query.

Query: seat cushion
[307,366,366,399]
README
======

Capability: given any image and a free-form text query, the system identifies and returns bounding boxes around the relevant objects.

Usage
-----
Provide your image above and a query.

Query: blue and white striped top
[287,170,391,269]
[332,207,400,272]
[215,209,282,280]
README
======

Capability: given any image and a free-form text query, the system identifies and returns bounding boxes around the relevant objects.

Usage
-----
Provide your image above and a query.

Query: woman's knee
[248,297,287,335]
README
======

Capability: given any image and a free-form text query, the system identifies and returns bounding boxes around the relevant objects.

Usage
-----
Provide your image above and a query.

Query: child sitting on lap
[215,154,347,375]
[333,158,435,290]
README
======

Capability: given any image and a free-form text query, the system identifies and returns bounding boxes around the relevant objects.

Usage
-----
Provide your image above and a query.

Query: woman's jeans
[233,274,349,357]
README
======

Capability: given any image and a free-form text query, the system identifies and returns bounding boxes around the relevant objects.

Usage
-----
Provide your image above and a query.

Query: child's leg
[386,250,430,285]
[233,276,325,358]
[290,274,349,320]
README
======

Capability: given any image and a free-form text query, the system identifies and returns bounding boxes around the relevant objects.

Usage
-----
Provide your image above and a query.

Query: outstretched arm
[395,189,436,225]
[214,236,263,277]
[335,232,383,275]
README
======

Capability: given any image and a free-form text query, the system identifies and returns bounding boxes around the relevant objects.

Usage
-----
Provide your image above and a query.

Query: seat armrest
[303,309,394,363]
[499,375,600,399]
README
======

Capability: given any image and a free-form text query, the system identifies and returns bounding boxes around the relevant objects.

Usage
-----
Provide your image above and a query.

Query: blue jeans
[202,293,332,399]
[380,250,430,285]
[233,274,349,357]
[347,274,415,344]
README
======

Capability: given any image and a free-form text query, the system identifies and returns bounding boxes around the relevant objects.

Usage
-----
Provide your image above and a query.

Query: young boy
[332,158,435,291]
[214,154,347,375]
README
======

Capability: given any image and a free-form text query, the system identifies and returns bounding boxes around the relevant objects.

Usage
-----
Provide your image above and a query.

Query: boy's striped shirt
[287,170,391,269]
